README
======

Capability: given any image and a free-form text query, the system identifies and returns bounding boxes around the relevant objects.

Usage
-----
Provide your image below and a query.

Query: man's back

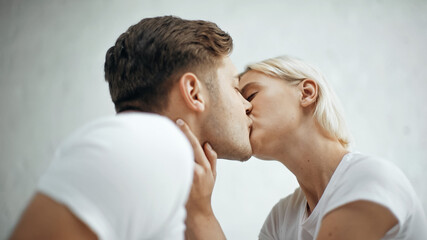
[11,112,194,240]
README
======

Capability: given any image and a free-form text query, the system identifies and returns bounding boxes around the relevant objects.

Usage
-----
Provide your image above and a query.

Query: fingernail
[206,143,212,150]
[176,119,184,126]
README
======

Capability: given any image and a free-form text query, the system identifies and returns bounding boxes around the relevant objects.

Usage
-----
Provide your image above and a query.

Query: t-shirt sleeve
[259,200,282,240]
[259,190,303,240]
[323,156,415,233]
[37,115,194,240]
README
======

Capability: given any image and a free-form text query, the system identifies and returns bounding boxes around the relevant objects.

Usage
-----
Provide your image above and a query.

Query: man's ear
[298,79,318,107]
[178,72,206,112]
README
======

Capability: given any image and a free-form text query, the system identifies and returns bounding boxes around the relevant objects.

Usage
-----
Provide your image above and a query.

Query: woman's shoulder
[340,152,408,184]
[323,152,420,227]
[270,187,306,219]
[260,188,306,239]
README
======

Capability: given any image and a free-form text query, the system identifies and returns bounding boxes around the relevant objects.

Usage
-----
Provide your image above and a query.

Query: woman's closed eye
[246,92,258,102]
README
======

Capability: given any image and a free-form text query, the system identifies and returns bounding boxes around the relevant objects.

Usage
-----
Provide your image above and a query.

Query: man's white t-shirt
[38,112,194,240]
[259,152,427,240]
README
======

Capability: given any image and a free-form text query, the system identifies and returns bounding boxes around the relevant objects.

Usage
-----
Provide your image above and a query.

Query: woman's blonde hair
[245,55,351,148]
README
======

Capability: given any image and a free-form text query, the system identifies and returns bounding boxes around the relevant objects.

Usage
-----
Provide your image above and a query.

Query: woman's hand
[176,119,226,240]
[176,118,217,215]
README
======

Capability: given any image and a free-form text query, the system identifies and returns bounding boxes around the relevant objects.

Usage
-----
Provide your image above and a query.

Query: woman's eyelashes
[246,92,258,102]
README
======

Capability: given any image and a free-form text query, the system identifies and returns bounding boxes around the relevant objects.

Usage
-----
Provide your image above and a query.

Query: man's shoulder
[89,112,177,133]
[56,112,193,168]
[114,112,182,137]
[65,112,184,145]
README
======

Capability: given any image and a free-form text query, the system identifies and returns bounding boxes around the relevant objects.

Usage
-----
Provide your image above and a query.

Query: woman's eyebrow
[232,75,240,85]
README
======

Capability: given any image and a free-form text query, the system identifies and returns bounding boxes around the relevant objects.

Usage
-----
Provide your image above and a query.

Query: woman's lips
[248,117,254,138]
[248,118,253,137]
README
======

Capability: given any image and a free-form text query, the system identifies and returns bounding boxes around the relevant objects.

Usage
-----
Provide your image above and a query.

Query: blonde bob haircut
[244,55,351,149]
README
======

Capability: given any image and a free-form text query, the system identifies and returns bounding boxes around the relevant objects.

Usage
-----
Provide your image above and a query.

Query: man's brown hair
[104,16,233,113]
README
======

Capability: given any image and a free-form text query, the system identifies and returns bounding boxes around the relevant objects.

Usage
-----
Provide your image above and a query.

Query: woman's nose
[244,99,253,115]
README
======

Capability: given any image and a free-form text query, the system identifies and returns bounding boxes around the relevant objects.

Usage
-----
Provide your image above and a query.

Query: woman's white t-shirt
[38,113,194,240]
[259,152,427,240]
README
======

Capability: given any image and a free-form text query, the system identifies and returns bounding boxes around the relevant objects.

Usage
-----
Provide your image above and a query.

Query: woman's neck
[276,124,349,215]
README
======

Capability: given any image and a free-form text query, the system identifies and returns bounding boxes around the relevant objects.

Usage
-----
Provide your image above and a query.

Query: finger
[193,163,205,181]
[176,119,211,168]
[203,143,217,179]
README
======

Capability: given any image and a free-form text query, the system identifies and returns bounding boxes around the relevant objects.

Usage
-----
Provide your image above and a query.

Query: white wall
[1,0,426,239]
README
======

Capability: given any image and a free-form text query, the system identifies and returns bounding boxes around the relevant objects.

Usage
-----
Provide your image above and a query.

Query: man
[10,16,252,239]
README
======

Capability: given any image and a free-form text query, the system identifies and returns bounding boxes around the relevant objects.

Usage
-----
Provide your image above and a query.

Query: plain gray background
[1,0,426,239]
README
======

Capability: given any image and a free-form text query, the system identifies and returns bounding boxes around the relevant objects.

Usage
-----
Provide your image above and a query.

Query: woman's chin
[250,140,277,160]
[252,146,275,160]
[253,153,275,161]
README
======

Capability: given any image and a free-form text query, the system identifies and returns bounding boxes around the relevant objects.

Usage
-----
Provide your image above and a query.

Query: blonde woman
[237,56,427,239]
[181,56,427,240]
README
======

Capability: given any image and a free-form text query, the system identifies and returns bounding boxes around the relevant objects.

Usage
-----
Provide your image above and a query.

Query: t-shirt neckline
[300,152,354,234]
